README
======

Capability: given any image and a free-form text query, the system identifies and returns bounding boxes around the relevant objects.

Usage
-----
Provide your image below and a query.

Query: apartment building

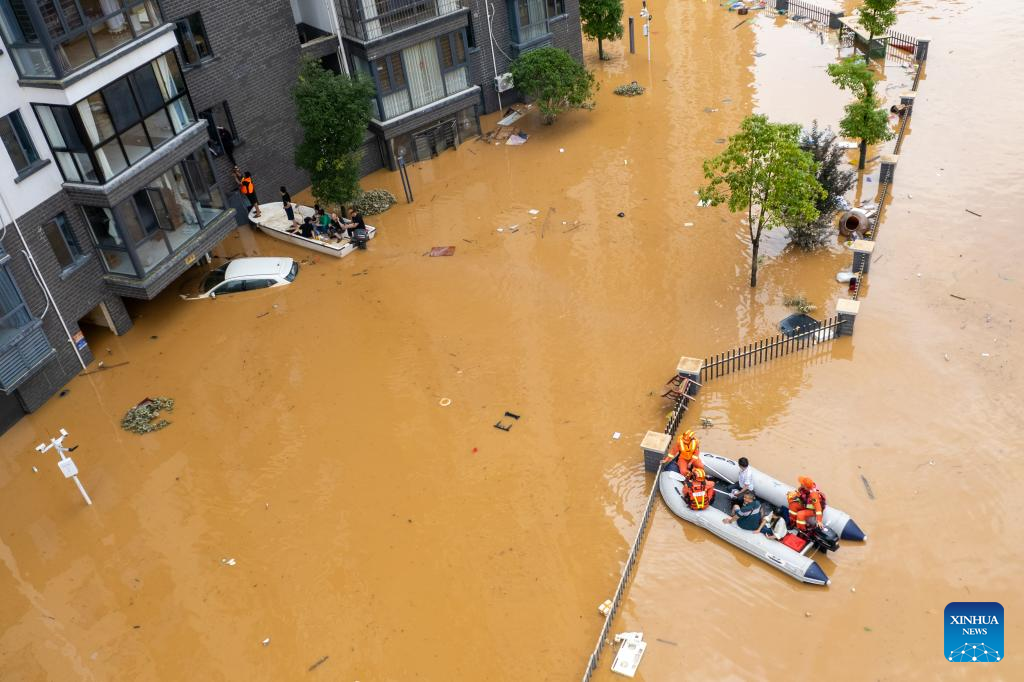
[0,0,237,433]
[338,0,583,171]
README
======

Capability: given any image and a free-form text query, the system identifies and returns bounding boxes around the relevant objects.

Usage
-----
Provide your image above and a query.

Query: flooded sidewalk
[2,0,1023,680]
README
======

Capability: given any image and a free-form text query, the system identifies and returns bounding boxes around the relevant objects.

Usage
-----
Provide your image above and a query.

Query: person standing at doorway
[217,126,236,164]
[240,171,261,218]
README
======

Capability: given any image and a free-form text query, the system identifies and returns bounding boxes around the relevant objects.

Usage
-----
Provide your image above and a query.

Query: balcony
[339,0,466,43]
[291,0,340,60]
[0,0,164,82]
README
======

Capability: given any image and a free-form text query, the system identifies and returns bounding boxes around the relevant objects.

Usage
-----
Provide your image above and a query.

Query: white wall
[292,0,334,33]
[0,56,64,223]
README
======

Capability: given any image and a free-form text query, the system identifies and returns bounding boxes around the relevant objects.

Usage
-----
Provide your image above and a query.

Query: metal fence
[886,29,918,54]
[786,0,832,25]
[700,317,842,382]
[580,380,696,681]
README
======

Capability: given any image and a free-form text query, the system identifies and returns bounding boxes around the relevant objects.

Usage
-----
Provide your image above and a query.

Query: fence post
[676,356,703,395]
[879,154,899,184]
[851,239,875,274]
[775,0,788,13]
[828,11,843,29]
[900,91,916,112]
[915,37,931,62]
[837,299,861,336]
[642,431,672,473]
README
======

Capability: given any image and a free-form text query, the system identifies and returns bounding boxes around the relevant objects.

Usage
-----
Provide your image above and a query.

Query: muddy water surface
[2,1,1022,680]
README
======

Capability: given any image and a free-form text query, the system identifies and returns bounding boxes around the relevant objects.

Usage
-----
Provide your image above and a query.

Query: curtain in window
[405,40,444,109]
[444,67,467,95]
[519,0,546,43]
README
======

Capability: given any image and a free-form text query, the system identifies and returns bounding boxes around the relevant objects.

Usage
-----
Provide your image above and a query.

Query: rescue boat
[659,452,867,586]
[248,202,376,258]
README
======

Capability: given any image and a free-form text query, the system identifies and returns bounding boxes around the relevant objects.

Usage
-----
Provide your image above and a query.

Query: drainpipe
[485,0,503,110]
[324,0,350,75]
[0,190,88,370]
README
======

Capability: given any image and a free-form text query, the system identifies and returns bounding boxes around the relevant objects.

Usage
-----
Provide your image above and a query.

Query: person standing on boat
[280,187,298,227]
[787,477,826,534]
[240,171,261,218]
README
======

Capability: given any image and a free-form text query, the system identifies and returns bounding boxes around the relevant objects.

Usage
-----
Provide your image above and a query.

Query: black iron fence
[700,317,842,382]
[886,29,918,54]
[338,0,465,42]
[581,379,696,681]
[786,0,831,25]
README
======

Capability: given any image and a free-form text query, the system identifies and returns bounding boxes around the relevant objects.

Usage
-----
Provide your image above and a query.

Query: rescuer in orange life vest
[787,476,826,533]
[661,431,715,510]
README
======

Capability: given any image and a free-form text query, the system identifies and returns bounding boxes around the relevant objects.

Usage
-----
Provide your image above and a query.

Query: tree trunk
[749,236,760,287]
[865,32,873,64]
[598,37,604,60]
[858,139,868,170]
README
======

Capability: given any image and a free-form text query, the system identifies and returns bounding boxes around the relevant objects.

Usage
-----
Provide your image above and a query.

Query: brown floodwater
[2,1,1022,680]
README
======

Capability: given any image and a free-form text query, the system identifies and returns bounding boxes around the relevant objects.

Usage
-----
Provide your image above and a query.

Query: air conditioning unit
[494,72,514,93]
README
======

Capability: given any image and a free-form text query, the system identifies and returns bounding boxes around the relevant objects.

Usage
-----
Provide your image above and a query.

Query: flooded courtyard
[2,0,1022,680]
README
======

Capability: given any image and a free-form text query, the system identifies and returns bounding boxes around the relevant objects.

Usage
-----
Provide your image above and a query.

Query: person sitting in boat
[722,490,761,530]
[757,505,788,540]
[728,457,755,501]
[660,430,700,474]
[786,476,826,534]
[684,467,716,510]
[290,216,316,239]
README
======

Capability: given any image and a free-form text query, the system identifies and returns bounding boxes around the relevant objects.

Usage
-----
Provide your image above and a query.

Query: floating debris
[308,656,329,672]
[353,189,396,216]
[613,82,645,97]
[121,397,175,434]
[428,246,456,257]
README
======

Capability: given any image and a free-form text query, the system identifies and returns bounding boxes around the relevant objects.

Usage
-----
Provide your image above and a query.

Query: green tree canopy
[859,0,898,63]
[510,47,597,124]
[788,122,857,249]
[698,115,824,287]
[293,58,375,209]
[827,56,893,169]
[580,0,625,60]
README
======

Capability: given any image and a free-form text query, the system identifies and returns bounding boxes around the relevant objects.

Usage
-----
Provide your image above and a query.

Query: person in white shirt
[729,457,755,509]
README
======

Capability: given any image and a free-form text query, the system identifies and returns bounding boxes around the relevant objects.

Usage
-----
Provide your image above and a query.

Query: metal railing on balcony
[339,0,465,42]
[0,321,54,393]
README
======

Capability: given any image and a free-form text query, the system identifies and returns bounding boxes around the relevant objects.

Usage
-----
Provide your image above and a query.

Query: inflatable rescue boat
[659,452,866,586]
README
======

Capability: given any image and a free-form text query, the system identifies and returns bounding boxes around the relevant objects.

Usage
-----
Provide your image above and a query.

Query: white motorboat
[248,202,376,258]
[659,452,867,586]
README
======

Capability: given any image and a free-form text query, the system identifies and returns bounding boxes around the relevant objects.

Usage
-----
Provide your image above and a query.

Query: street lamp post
[641,2,653,63]
[35,428,92,506]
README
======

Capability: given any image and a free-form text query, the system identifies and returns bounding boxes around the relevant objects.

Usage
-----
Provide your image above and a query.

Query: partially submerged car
[180,257,298,300]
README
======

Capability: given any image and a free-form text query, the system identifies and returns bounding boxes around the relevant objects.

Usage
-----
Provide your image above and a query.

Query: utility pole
[36,428,92,506]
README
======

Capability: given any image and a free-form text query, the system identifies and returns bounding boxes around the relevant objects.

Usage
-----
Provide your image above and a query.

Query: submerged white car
[181,257,299,300]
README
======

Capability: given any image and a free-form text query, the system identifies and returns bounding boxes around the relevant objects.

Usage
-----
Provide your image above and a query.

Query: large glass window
[366,30,472,121]
[43,213,85,271]
[33,52,195,184]
[199,101,239,158]
[81,153,225,278]
[0,1,162,79]
[0,110,40,175]
[511,0,551,44]
[174,12,212,67]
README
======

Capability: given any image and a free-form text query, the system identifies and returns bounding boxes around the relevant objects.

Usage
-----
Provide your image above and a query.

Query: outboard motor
[806,523,840,553]
[352,227,369,250]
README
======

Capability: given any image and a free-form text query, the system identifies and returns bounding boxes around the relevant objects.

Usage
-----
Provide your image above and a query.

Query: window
[0,110,40,175]
[34,52,195,184]
[175,12,212,67]
[368,33,471,121]
[199,101,239,157]
[439,32,469,95]
[42,214,85,271]
[82,152,226,278]
[511,0,552,44]
[374,53,406,93]
[546,0,565,18]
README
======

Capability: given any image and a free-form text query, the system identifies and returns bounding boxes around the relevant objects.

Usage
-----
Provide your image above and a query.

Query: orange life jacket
[240,178,254,195]
[798,487,825,518]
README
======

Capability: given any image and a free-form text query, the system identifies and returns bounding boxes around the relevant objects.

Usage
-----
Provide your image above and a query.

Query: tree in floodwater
[510,47,597,124]
[580,0,625,60]
[827,57,893,169]
[858,0,899,64]
[699,115,824,287]
[788,122,857,250]
[293,58,375,209]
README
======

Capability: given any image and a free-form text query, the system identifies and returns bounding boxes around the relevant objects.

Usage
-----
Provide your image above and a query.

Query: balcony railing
[339,0,465,42]
[0,321,54,393]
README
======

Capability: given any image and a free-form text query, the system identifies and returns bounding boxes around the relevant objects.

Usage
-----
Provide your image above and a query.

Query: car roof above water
[224,257,292,280]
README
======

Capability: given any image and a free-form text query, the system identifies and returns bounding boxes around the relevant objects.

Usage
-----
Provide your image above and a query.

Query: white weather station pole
[35,428,92,506]
[640,1,653,63]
